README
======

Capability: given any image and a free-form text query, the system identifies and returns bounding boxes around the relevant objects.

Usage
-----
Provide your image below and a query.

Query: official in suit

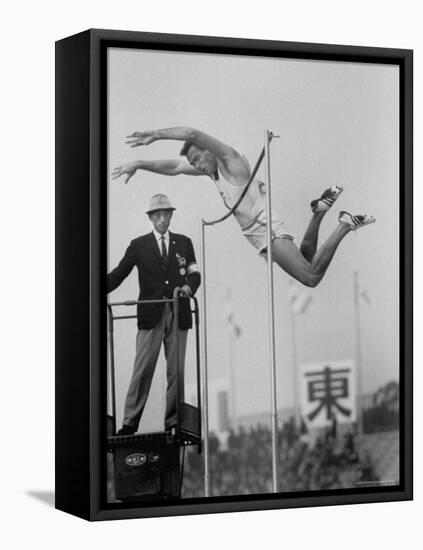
[107,194,201,435]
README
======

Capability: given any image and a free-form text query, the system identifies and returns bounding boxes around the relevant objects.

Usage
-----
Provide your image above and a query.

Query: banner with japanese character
[299,360,357,428]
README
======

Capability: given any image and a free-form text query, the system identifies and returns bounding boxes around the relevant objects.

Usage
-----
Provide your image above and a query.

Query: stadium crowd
[182,419,379,498]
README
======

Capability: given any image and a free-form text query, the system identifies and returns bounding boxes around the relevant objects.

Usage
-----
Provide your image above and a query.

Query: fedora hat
[146,193,176,215]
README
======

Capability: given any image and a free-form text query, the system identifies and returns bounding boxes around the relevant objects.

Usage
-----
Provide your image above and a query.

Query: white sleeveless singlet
[212,154,265,229]
[211,153,292,254]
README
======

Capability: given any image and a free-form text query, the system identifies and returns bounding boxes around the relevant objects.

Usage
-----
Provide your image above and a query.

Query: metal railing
[107,287,201,442]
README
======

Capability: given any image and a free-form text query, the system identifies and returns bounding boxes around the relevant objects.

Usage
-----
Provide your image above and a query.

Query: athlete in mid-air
[112,127,375,287]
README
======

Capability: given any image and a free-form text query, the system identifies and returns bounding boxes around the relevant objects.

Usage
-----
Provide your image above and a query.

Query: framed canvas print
[55,29,413,521]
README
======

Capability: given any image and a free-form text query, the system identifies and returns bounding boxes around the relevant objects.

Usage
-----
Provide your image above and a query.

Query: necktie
[160,236,168,266]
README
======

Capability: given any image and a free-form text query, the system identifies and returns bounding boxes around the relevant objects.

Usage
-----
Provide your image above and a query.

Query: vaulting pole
[264,129,279,492]
[199,135,276,497]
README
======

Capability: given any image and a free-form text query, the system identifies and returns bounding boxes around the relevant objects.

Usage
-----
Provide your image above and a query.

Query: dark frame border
[55,28,413,521]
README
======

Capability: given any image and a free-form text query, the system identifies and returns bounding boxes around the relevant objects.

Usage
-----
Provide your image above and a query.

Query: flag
[288,281,313,315]
[225,289,242,338]
[360,290,371,306]
[354,271,371,307]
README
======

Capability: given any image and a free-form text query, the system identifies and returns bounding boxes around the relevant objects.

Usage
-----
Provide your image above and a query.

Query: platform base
[108,432,181,502]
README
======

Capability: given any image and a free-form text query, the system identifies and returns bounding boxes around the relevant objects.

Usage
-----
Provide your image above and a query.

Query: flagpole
[288,282,312,429]
[290,309,300,429]
[225,289,238,428]
[228,317,236,427]
[353,271,364,437]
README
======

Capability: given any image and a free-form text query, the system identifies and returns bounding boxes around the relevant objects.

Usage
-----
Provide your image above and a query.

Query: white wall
[1,1,420,548]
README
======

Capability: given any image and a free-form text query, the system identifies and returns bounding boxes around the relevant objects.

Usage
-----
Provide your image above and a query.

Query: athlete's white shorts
[240,209,293,255]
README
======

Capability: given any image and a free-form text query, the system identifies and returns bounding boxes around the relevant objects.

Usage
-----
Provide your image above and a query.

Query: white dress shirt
[153,229,170,256]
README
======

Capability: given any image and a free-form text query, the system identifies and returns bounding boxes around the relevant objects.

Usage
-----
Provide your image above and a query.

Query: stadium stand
[181,381,399,498]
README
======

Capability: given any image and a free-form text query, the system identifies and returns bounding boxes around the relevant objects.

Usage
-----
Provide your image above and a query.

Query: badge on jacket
[176,253,187,276]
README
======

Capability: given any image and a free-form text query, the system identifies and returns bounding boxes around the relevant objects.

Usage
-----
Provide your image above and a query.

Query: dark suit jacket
[107,231,201,329]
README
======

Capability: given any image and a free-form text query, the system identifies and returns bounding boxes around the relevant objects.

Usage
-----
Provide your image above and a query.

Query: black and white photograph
[105,43,405,505]
[5,0,421,545]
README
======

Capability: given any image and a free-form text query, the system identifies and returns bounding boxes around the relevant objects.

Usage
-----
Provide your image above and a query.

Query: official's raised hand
[125,131,156,147]
[112,162,138,185]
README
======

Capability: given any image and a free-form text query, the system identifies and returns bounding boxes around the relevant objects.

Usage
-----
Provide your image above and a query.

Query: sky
[107,47,399,433]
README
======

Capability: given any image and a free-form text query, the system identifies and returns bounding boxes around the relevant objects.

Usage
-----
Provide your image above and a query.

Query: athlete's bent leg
[300,211,325,262]
[271,223,351,287]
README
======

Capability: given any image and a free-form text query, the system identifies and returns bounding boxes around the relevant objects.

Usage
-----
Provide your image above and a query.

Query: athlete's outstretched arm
[125,127,250,181]
[112,158,202,184]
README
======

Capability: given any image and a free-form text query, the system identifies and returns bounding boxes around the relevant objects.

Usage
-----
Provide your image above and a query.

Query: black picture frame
[55,28,413,521]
